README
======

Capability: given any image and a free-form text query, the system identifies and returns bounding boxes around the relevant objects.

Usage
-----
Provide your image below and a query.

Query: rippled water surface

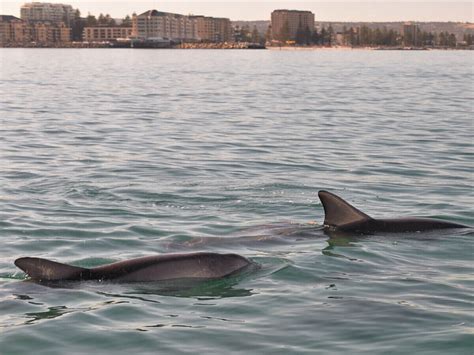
[0,49,473,354]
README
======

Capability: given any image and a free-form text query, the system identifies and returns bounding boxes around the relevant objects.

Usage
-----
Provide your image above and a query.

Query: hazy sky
[1,1,473,22]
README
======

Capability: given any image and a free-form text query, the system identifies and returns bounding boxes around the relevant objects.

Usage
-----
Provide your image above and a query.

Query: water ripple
[0,49,472,354]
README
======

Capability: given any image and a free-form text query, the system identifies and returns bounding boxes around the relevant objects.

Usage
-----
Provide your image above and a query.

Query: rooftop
[272,9,314,14]
[0,15,22,22]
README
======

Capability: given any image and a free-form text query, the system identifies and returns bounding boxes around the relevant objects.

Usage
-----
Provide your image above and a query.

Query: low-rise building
[133,10,197,41]
[0,15,25,45]
[0,16,70,45]
[132,9,232,42]
[31,21,71,43]
[83,27,132,42]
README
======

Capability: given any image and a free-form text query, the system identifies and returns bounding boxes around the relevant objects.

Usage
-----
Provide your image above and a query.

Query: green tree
[388,29,399,46]
[320,26,327,45]
[464,33,473,45]
[96,13,115,26]
[71,9,84,41]
[341,25,348,45]
[311,28,319,45]
[327,25,334,46]
[304,25,312,45]
[251,26,259,43]
[265,25,272,43]
[240,25,251,41]
[447,33,457,47]
[438,31,447,46]
[85,13,97,26]
[105,14,116,26]
[122,15,132,27]
[98,13,105,25]
[419,31,433,46]
[348,27,357,46]
[359,25,371,46]
[415,27,422,46]
[374,28,382,45]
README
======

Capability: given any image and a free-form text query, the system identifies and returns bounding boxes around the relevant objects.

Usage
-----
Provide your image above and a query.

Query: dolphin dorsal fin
[318,191,372,228]
[15,257,89,281]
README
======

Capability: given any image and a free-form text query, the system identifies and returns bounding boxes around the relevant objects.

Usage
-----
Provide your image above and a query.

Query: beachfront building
[83,27,132,42]
[271,9,315,41]
[132,10,197,41]
[0,15,25,45]
[132,10,232,42]
[30,21,70,43]
[192,15,233,42]
[0,15,70,45]
[20,2,76,25]
[9,2,74,44]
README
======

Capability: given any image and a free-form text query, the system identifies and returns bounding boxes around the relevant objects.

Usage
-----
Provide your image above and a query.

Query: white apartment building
[132,10,232,42]
[21,2,76,24]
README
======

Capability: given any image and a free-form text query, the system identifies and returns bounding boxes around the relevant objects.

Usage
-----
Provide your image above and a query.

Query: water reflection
[16,274,256,300]
[15,297,128,326]
[322,234,360,259]
[24,305,73,325]
[140,284,254,299]
[125,276,255,299]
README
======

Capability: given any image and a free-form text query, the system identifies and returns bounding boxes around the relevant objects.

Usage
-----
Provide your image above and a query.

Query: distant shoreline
[1,45,472,50]
[267,45,474,51]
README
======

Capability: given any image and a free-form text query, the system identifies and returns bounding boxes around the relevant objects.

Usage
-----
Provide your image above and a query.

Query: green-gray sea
[0,49,473,354]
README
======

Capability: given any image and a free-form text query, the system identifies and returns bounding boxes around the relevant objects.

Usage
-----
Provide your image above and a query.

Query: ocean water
[0,48,472,354]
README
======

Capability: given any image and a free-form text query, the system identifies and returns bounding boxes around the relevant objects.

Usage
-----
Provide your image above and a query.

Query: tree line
[462,33,474,46]
[343,26,464,48]
[238,23,336,46]
[272,21,468,48]
[235,25,266,44]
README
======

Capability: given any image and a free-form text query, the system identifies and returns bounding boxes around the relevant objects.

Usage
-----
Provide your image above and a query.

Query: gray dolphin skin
[15,252,254,282]
[318,190,468,234]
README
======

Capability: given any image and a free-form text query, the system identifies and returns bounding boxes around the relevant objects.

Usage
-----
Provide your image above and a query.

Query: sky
[1,1,473,22]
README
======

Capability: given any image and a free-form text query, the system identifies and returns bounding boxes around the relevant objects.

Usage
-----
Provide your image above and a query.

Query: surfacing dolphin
[15,191,469,282]
[15,252,254,283]
[318,190,468,234]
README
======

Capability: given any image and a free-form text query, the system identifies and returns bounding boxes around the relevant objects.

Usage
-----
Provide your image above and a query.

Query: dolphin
[318,190,468,234]
[14,252,254,283]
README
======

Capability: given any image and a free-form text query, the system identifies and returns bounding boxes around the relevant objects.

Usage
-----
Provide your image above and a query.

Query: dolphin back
[318,190,373,229]
[318,190,469,233]
[15,257,90,281]
[90,253,253,282]
[14,253,254,283]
